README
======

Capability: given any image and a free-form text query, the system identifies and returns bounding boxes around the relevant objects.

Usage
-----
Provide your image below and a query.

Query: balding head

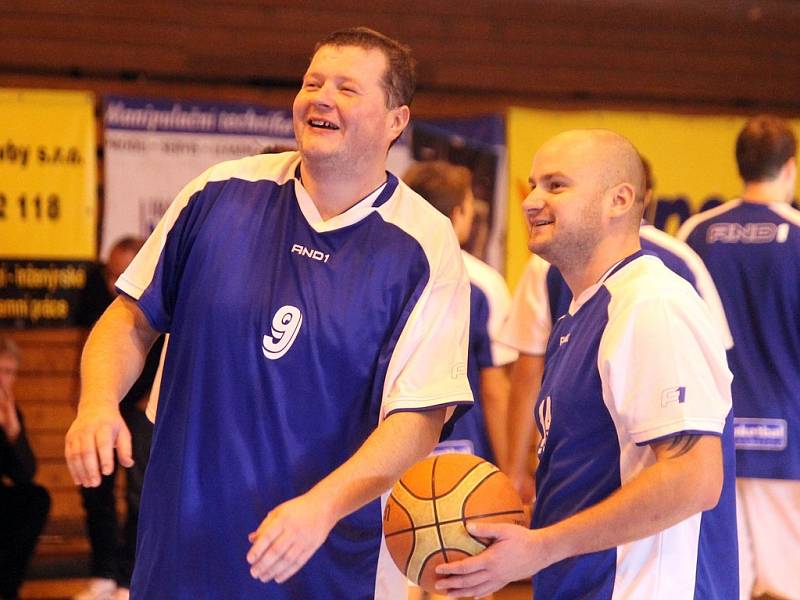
[523,128,646,275]
[540,129,646,205]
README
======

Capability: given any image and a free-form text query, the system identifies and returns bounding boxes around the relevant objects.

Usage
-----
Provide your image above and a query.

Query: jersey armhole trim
[116,275,145,298]
[384,397,473,418]
[630,417,725,445]
[634,428,723,447]
[115,288,165,333]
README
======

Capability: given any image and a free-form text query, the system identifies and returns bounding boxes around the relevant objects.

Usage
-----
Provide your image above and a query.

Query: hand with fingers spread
[64,402,133,487]
[246,491,337,585]
[435,521,548,598]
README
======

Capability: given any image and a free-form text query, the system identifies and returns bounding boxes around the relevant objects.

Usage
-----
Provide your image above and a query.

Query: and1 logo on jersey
[262,305,303,360]
[705,222,790,244]
[290,243,330,263]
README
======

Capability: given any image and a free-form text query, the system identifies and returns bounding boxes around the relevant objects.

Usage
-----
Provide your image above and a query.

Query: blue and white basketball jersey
[533,252,737,600]
[501,223,733,355]
[116,151,473,599]
[679,200,800,480]
[437,251,516,462]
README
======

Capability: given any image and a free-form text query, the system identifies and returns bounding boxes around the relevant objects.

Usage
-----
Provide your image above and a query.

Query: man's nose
[310,83,336,108]
[521,189,544,212]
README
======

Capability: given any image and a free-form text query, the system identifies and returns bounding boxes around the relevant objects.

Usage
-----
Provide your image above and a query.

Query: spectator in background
[679,114,800,600]
[72,237,163,600]
[0,336,50,600]
[403,160,517,465]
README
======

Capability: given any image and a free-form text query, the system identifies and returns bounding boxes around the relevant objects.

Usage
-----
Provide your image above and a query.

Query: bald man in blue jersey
[437,129,737,600]
[501,158,733,506]
[65,28,472,599]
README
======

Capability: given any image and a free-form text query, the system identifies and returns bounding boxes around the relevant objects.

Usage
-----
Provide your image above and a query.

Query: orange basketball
[383,453,526,592]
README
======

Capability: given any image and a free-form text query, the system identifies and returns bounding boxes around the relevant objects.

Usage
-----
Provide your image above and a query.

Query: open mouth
[308,118,340,130]
[533,219,554,227]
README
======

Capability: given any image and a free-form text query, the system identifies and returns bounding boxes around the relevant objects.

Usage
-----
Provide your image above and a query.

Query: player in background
[436,129,737,599]
[678,114,800,600]
[403,161,517,465]
[501,155,732,504]
[65,27,472,599]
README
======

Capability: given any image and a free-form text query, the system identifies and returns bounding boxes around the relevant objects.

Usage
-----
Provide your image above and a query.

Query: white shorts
[737,478,800,600]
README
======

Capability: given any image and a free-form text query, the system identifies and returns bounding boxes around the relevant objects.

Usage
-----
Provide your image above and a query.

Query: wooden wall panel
[0,0,798,109]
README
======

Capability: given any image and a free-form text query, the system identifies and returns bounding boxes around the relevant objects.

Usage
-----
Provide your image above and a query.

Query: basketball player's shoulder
[177,151,299,205]
[640,223,694,258]
[524,253,551,276]
[607,255,698,316]
[204,150,299,185]
[376,178,464,278]
[768,202,800,229]
[640,224,707,274]
[677,199,743,240]
[378,177,454,239]
[461,252,507,295]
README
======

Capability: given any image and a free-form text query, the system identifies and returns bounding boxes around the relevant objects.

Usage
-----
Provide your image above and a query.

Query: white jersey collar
[293,176,387,233]
[569,251,645,314]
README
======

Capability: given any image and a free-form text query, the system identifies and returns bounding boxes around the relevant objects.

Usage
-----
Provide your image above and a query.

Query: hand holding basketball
[383,454,526,593]
[434,520,544,598]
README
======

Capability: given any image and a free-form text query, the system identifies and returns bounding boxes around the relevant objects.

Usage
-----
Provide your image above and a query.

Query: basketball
[383,453,526,592]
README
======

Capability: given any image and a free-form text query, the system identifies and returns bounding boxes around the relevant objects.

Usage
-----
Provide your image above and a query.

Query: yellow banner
[506,108,800,289]
[0,89,97,259]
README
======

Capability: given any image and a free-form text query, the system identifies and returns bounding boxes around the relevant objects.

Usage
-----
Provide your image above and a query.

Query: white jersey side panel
[500,254,552,355]
[462,251,518,366]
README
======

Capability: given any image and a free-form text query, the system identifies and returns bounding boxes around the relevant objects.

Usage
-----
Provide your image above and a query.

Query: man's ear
[608,181,638,218]
[388,105,410,140]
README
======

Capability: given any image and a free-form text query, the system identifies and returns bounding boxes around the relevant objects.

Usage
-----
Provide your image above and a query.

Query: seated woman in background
[0,335,50,600]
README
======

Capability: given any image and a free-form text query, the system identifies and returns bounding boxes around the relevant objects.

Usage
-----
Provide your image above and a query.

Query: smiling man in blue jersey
[679,115,800,600]
[436,129,738,599]
[64,28,473,599]
[501,157,733,505]
[403,160,517,465]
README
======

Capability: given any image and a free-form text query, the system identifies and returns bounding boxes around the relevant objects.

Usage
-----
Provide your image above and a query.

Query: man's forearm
[79,296,159,411]
[308,408,446,524]
[537,434,724,567]
[503,354,543,476]
[480,366,510,467]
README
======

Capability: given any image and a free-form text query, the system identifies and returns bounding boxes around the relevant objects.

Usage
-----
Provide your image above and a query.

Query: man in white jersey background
[679,114,800,600]
[403,160,517,465]
[64,27,473,599]
[436,129,738,599]
[501,155,733,506]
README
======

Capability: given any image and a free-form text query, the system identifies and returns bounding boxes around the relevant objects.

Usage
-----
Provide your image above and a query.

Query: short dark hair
[640,154,654,193]
[403,161,472,218]
[313,27,416,109]
[736,115,797,182]
[110,236,145,255]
